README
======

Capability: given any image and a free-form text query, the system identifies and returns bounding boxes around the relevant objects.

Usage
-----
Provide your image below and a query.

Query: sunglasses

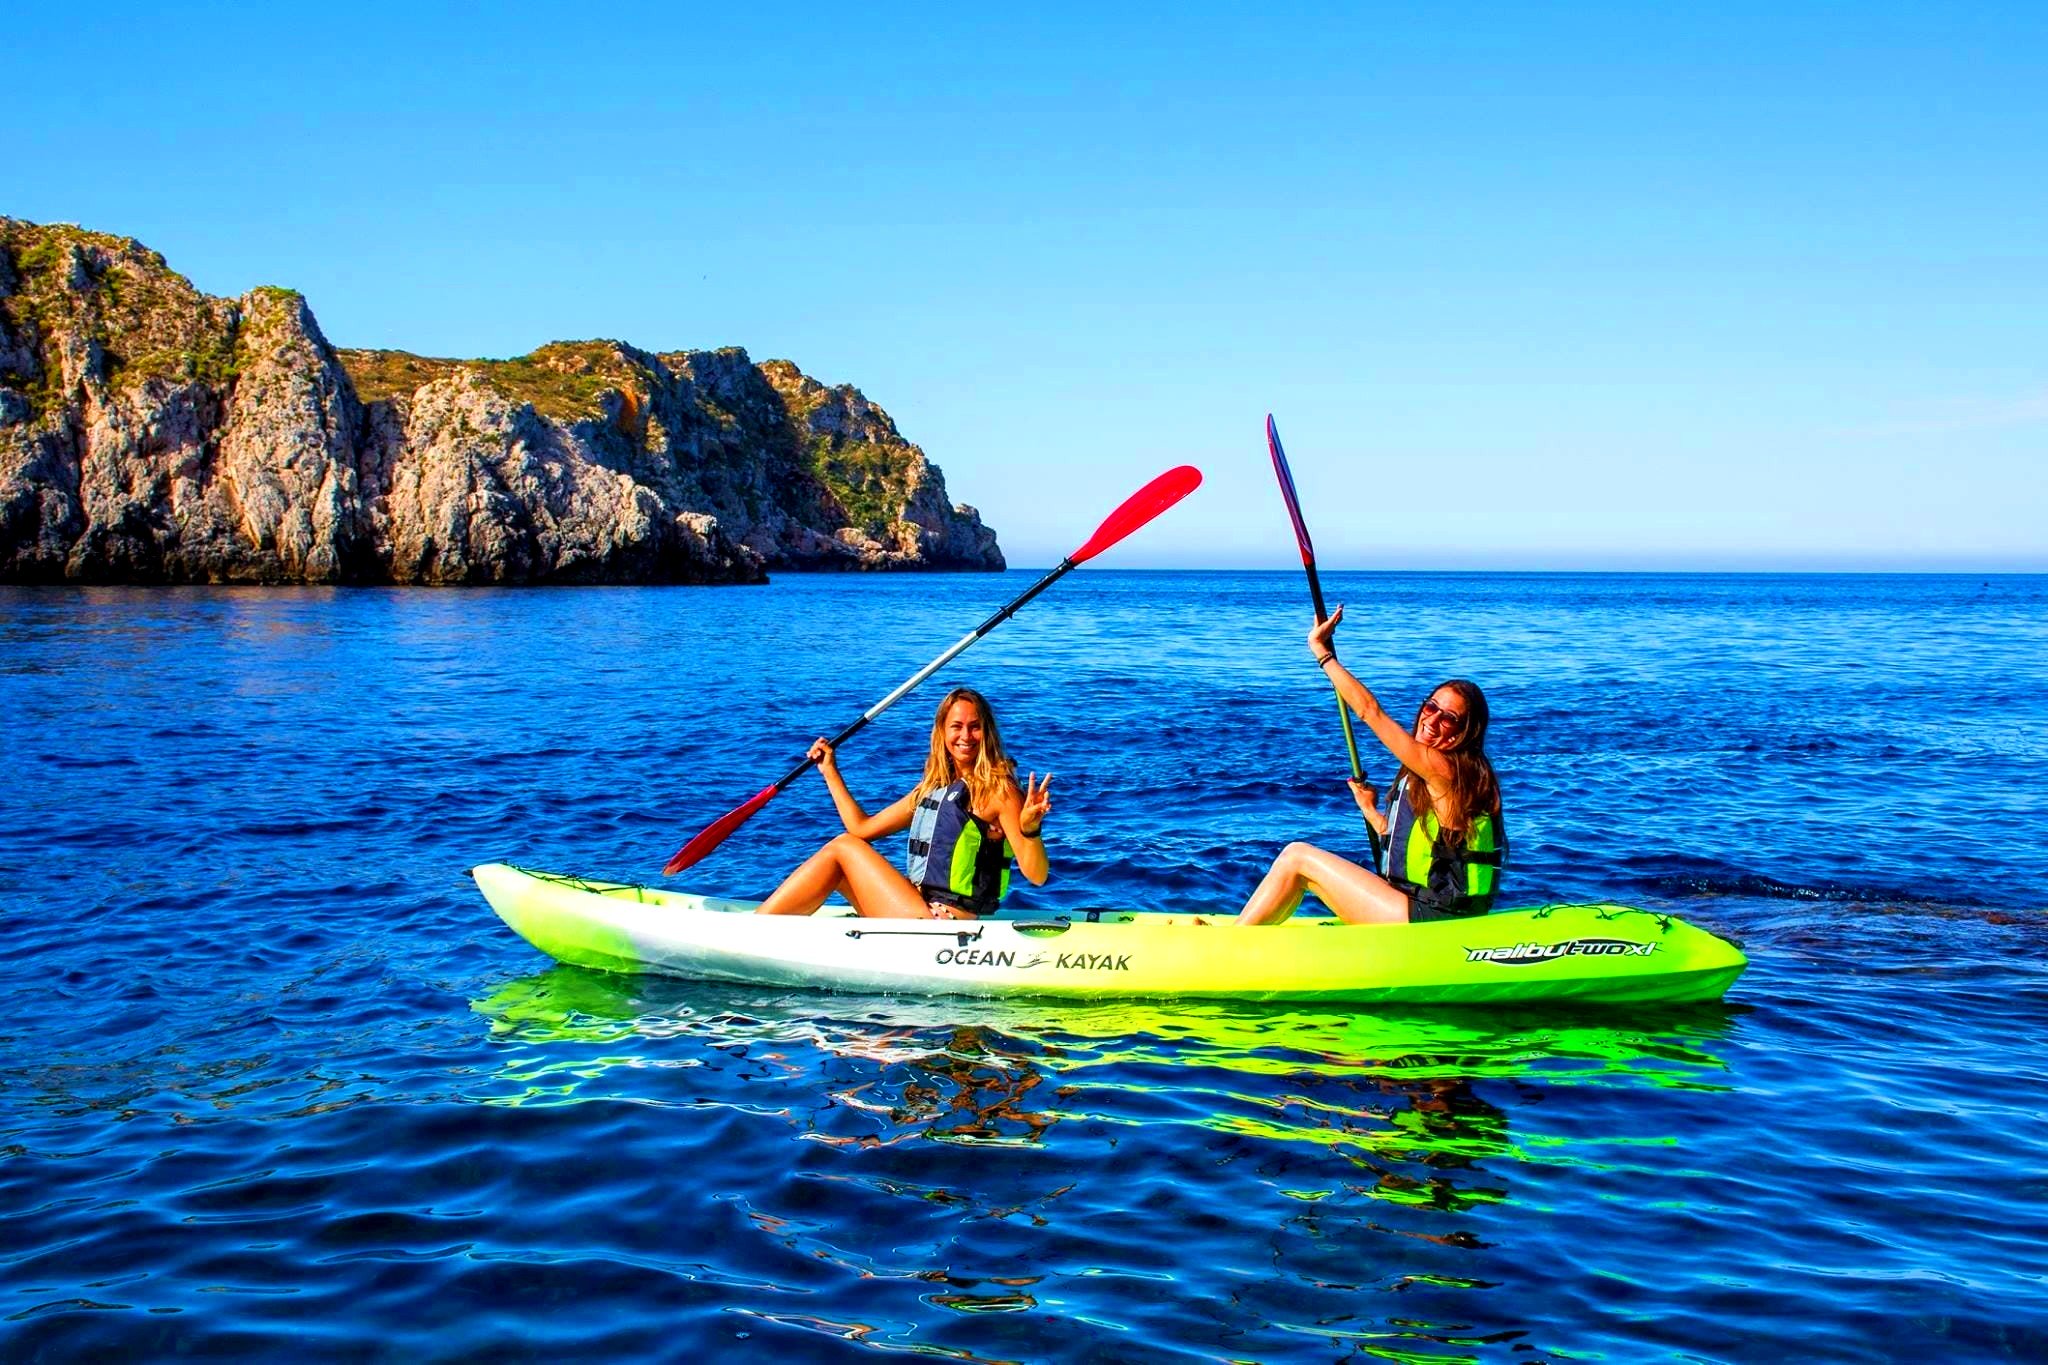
[1421,697,1468,733]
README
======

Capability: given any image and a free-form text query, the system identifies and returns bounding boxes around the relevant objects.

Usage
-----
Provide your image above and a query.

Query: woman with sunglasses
[1237,605,1504,925]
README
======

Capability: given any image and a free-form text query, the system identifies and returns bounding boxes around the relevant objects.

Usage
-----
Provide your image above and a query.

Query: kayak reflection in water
[1238,606,1505,926]
[755,687,1052,920]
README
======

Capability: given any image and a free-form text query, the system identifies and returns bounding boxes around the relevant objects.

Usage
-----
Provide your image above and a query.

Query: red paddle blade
[1070,465,1203,564]
[1267,414,1315,567]
[663,783,778,875]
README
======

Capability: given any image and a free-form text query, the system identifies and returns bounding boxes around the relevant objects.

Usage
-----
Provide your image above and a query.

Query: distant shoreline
[1,219,1005,588]
[2,565,2039,591]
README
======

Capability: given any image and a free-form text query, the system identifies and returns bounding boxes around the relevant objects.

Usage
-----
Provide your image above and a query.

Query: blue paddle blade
[1267,414,1315,565]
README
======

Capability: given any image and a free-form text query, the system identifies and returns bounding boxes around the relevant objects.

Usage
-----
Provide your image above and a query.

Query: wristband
[1317,654,1337,668]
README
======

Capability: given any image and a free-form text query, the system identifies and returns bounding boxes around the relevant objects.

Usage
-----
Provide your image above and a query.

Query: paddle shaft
[1306,564,1384,866]
[665,463,1203,874]
[1268,415,1382,865]
[1306,568,1366,785]
[765,557,1078,793]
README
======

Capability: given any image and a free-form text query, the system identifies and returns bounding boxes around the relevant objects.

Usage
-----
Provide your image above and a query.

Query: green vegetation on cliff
[480,343,649,423]
[337,339,929,544]
[1,221,239,407]
[0,216,1001,582]
[334,349,463,404]
[806,436,911,534]
[338,341,653,425]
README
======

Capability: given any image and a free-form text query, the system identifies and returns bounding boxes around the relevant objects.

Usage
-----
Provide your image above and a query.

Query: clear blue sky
[13,4,2045,569]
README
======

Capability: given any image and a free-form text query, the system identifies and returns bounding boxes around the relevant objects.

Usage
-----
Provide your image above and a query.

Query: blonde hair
[913,687,1017,814]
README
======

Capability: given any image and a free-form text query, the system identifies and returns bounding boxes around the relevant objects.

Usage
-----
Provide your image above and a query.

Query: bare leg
[755,833,933,918]
[1237,842,1411,925]
[833,835,944,918]
[1236,845,1310,925]
[755,837,852,915]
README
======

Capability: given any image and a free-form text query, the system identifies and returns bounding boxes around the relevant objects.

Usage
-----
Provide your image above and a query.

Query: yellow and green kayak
[473,864,1746,1005]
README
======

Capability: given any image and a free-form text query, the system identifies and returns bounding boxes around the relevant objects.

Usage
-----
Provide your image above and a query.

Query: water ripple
[3,574,2047,1359]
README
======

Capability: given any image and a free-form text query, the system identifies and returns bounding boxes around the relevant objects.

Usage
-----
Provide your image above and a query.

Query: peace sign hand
[1019,772,1054,837]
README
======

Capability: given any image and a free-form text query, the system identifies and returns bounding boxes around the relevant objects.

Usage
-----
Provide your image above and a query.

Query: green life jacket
[905,780,1012,915]
[1382,774,1504,917]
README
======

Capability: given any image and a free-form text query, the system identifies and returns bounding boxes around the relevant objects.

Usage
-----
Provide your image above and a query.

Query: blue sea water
[2,569,2045,1362]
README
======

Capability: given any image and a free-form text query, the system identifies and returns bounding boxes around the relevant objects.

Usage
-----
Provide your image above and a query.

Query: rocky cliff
[0,219,1003,585]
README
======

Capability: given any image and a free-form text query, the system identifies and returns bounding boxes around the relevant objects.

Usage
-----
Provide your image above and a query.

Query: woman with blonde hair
[755,687,1052,919]
[1238,606,1505,925]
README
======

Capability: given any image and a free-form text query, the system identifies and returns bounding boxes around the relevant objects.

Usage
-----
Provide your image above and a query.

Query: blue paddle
[1267,414,1382,866]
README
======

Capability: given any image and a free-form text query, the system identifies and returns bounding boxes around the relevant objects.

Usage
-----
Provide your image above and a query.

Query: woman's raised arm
[812,738,918,840]
[1308,609,1451,784]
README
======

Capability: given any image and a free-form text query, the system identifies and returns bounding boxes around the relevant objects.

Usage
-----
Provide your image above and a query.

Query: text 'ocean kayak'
[473,864,1747,1005]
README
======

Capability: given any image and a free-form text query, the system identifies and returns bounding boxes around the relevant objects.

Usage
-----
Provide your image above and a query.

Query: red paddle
[663,465,1204,875]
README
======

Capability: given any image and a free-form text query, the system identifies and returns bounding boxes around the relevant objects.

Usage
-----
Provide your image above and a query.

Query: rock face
[0,219,1003,585]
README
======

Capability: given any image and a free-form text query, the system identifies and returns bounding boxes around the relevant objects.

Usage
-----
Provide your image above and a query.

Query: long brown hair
[1394,678,1500,834]
[913,687,1017,813]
